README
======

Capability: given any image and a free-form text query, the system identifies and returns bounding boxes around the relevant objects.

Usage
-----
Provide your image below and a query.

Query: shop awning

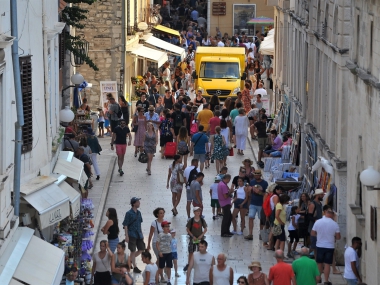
[53,151,86,185]
[127,44,168,67]
[20,176,70,229]
[55,175,81,218]
[143,34,185,60]
[0,227,65,285]
[260,29,275,56]
[153,24,180,37]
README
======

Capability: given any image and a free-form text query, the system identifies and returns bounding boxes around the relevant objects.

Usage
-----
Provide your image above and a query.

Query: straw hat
[248,261,262,271]
[242,158,254,165]
[313,189,324,196]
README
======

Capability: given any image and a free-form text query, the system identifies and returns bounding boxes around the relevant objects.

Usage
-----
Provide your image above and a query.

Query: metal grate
[19,56,33,153]
[206,89,231,96]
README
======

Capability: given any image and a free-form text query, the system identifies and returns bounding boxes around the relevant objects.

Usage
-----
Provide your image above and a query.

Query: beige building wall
[209,0,274,37]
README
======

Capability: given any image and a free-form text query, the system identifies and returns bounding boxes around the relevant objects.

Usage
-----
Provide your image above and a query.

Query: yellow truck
[192,47,247,99]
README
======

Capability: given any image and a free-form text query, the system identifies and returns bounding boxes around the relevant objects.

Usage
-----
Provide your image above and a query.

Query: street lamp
[61,72,85,97]
[359,166,380,190]
[59,106,75,123]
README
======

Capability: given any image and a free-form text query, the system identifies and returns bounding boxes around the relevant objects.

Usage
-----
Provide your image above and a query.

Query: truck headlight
[232,87,240,95]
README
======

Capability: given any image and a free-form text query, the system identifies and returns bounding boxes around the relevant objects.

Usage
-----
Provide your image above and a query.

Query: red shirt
[268,262,295,285]
[209,117,221,135]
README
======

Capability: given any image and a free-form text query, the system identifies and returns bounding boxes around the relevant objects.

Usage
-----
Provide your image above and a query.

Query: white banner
[100,81,118,108]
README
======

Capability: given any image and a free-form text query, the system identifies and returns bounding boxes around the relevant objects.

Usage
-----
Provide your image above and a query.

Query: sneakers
[244,235,253,240]
[175,273,180,277]
[96,175,100,180]
[237,231,243,235]
[183,264,189,271]
[230,230,237,234]
[133,267,142,273]
[286,253,293,259]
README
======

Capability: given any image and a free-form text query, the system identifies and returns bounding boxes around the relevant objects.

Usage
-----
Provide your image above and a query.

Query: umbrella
[247,16,274,24]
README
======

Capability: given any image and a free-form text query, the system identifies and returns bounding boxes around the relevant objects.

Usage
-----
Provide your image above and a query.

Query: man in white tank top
[186,240,215,285]
[209,253,233,285]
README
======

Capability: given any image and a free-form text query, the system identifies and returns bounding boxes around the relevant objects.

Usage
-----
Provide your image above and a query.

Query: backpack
[174,111,183,128]
[186,166,198,187]
[160,120,172,136]
[116,105,123,118]
[190,113,198,135]
[188,217,206,233]
[263,193,274,217]
[178,140,188,154]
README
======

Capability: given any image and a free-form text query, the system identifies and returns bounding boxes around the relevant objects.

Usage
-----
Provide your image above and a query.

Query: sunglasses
[240,170,246,173]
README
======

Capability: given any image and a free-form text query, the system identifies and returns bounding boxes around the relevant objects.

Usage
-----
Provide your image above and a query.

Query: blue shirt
[171,238,178,252]
[249,179,268,206]
[122,209,143,239]
[191,132,209,154]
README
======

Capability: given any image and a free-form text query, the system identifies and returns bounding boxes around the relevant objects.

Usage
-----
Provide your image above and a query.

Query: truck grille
[206,89,231,96]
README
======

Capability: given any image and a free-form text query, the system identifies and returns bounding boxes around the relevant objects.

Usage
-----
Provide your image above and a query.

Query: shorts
[194,153,206,163]
[232,126,236,135]
[249,205,262,218]
[110,120,119,132]
[115,144,127,155]
[105,119,110,128]
[345,279,358,285]
[273,225,286,241]
[188,239,200,253]
[211,199,220,208]
[316,247,334,264]
[98,121,104,129]
[234,199,248,209]
[160,135,173,147]
[128,237,146,252]
[186,187,193,201]
[172,252,178,260]
[158,252,173,269]
[288,230,299,243]
[257,137,267,151]
[310,235,317,250]
[270,151,282,157]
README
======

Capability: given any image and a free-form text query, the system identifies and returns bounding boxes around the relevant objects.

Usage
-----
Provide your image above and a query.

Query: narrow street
[90,136,347,285]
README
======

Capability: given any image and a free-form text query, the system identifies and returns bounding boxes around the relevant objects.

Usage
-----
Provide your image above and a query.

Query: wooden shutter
[59,32,65,69]
[370,206,377,241]
[19,55,33,153]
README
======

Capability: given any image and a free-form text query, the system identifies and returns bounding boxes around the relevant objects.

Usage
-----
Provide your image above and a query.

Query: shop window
[370,206,377,241]
[19,56,33,153]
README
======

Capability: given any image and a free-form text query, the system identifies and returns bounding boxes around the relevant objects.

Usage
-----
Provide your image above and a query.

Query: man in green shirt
[229,102,243,148]
[292,247,321,284]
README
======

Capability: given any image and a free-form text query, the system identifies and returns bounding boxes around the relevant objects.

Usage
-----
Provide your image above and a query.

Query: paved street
[90,136,347,285]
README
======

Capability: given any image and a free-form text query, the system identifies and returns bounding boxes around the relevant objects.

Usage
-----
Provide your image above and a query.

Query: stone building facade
[268,0,351,263]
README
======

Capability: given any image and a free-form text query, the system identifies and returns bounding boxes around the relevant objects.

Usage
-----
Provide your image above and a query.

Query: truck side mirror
[192,71,198,79]
[241,72,247,80]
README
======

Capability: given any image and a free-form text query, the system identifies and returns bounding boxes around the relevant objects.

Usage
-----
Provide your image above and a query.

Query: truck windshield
[199,62,239,79]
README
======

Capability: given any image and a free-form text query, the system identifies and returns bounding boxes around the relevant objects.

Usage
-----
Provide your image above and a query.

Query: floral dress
[242,88,251,114]
[144,132,156,154]
[169,163,184,193]
[134,117,146,147]
[211,134,225,160]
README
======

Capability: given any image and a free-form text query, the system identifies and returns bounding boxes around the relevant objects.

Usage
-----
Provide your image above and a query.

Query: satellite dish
[138,22,148,31]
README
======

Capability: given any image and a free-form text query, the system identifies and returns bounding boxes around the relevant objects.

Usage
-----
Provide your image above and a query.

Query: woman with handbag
[273,194,290,252]
[91,240,113,285]
[143,122,158,175]
[166,155,184,216]
[211,126,227,174]
[133,107,147,157]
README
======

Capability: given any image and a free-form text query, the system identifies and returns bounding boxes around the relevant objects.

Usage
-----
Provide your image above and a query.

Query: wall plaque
[212,2,226,16]
[93,37,112,49]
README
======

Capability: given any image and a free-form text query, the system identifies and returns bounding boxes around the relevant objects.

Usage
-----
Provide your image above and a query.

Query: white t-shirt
[217,41,225,47]
[143,263,158,283]
[184,166,201,189]
[151,219,164,242]
[193,252,214,283]
[288,214,300,231]
[210,183,219,199]
[344,246,359,279]
[312,216,340,248]
[220,127,230,147]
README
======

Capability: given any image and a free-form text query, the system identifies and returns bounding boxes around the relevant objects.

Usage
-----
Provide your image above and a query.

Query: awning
[127,44,168,67]
[260,33,275,56]
[0,227,65,285]
[21,176,70,229]
[55,175,81,218]
[53,151,86,185]
[153,24,180,37]
[143,34,185,60]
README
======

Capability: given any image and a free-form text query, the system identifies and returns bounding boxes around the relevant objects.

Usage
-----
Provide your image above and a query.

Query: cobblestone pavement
[90,136,347,285]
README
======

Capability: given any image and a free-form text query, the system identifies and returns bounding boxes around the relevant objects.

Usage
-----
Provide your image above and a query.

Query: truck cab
[193,47,246,100]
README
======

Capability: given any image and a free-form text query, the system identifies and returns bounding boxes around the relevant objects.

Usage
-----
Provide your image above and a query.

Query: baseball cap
[161,221,171,227]
[130,197,141,205]
[214,175,221,182]
[193,207,201,212]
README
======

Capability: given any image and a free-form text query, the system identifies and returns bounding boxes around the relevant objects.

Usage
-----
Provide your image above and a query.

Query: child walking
[287,205,300,258]
[170,229,180,278]
[210,176,222,220]
[97,107,105,138]
[156,221,173,284]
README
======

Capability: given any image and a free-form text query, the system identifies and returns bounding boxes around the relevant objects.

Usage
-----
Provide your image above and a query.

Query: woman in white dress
[233,108,249,155]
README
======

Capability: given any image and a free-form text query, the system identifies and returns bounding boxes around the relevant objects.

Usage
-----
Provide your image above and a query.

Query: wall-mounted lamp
[359,166,380,190]
[59,106,75,123]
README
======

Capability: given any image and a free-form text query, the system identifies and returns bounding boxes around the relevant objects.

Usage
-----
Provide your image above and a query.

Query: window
[356,15,360,63]
[19,56,33,153]
[59,32,65,69]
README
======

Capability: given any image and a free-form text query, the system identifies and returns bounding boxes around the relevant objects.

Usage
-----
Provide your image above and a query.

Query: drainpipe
[42,0,52,161]
[11,0,25,217]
